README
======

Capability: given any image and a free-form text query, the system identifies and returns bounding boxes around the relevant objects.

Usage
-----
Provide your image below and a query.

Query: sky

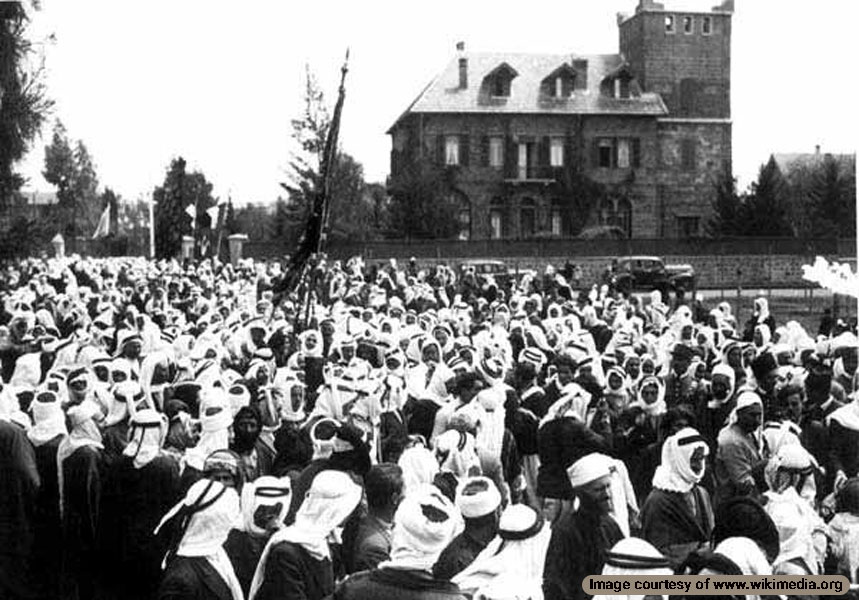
[17,0,859,206]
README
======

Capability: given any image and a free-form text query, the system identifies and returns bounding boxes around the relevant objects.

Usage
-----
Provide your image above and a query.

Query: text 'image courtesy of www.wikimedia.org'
[584,575,854,595]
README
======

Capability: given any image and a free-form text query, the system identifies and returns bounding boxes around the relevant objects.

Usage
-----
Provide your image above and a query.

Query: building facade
[388,0,733,240]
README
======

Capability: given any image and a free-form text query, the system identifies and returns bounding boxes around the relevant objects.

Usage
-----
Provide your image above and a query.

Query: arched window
[598,196,632,238]
[489,197,505,240]
[450,190,471,240]
[520,197,536,239]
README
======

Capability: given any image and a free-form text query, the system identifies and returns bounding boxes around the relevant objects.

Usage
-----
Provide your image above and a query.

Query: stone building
[388,0,733,240]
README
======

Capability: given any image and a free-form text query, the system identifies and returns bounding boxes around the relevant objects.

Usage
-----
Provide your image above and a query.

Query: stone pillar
[51,233,65,258]
[228,233,248,267]
[181,235,195,260]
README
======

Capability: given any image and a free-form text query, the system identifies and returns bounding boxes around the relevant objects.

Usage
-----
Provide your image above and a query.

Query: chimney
[815,144,820,155]
[572,58,588,90]
[457,42,467,89]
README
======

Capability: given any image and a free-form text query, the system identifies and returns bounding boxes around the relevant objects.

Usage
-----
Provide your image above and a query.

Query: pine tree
[152,157,216,258]
[809,154,855,238]
[0,2,53,208]
[744,156,793,236]
[706,162,745,236]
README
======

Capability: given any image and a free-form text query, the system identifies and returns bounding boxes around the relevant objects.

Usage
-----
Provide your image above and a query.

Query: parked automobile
[608,256,696,296]
[458,260,535,287]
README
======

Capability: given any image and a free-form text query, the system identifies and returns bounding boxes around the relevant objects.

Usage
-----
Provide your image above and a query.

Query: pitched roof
[390,51,667,131]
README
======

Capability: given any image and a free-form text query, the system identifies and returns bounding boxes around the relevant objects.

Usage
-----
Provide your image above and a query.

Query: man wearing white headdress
[249,470,362,600]
[714,390,767,504]
[332,485,469,600]
[591,538,673,600]
[543,452,626,600]
[640,427,713,568]
[224,475,292,596]
[101,409,181,600]
[454,503,552,600]
[155,479,244,600]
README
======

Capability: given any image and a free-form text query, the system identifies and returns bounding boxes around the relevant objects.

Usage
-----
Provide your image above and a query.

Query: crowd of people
[0,252,857,600]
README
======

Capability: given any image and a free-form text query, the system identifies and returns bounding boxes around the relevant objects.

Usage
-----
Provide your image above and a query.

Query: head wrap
[240,475,291,537]
[57,400,104,518]
[381,485,462,572]
[249,470,362,599]
[398,445,440,494]
[593,538,673,600]
[154,479,244,600]
[567,452,615,489]
[651,427,709,493]
[123,408,167,469]
[728,390,763,426]
[435,429,481,478]
[456,476,502,519]
[630,376,666,417]
[28,390,67,446]
[711,537,772,576]
[453,504,551,599]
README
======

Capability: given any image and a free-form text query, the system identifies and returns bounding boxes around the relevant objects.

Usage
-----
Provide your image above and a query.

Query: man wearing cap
[543,452,625,600]
[433,476,502,580]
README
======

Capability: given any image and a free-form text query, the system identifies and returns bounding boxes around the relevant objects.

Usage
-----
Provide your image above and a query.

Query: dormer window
[602,64,635,99]
[541,64,576,99]
[484,63,518,98]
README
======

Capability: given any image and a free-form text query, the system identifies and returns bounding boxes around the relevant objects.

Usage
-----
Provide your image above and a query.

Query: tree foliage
[277,66,374,251]
[706,163,745,237]
[744,156,793,236]
[554,167,608,236]
[807,154,855,238]
[152,157,217,258]
[0,2,53,208]
[386,158,460,240]
[42,120,102,238]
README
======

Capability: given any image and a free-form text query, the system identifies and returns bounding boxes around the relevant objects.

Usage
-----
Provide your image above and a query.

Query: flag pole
[148,194,156,259]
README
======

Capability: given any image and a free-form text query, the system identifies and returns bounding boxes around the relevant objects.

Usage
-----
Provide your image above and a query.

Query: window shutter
[436,135,445,165]
[611,139,619,168]
[482,136,490,167]
[591,139,600,168]
[564,136,574,168]
[632,138,641,168]
[505,135,516,178]
[460,135,470,167]
[540,136,551,166]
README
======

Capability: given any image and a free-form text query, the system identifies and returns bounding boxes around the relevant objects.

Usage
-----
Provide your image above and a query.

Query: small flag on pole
[206,205,220,224]
[92,204,110,239]
[185,204,197,219]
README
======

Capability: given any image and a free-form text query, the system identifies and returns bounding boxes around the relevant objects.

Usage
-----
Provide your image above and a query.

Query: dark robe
[433,524,496,580]
[273,422,313,476]
[60,444,105,600]
[537,417,609,500]
[640,485,714,568]
[0,421,40,600]
[542,502,624,600]
[828,420,859,478]
[100,454,181,600]
[254,541,334,600]
[157,556,234,600]
[333,568,469,600]
[32,435,63,600]
[224,528,269,597]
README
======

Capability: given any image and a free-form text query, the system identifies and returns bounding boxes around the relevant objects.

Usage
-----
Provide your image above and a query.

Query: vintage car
[609,256,696,295]
[458,260,535,287]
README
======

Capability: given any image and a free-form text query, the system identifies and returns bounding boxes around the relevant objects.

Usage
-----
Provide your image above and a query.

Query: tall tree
[278,65,373,251]
[0,2,53,208]
[808,154,855,238]
[743,155,793,236]
[152,157,216,258]
[387,157,460,239]
[706,162,746,236]
[42,121,102,238]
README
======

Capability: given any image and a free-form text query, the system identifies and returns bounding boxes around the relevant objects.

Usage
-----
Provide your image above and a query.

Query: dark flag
[275,50,350,302]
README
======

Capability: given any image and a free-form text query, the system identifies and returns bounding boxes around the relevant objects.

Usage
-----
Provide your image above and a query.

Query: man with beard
[231,405,275,482]
[100,409,181,600]
[543,452,625,600]
[714,391,767,504]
